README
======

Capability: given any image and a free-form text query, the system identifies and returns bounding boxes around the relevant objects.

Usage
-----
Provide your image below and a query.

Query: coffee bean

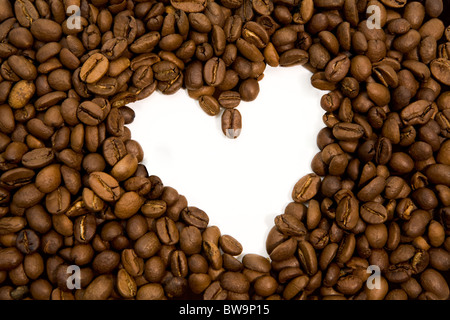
[283,275,309,300]
[203,58,226,87]
[79,53,109,84]
[335,193,359,230]
[181,207,209,229]
[8,80,35,109]
[171,0,207,12]
[298,240,318,276]
[179,226,202,255]
[239,78,259,102]
[325,54,351,82]
[12,183,45,209]
[8,55,37,81]
[198,95,220,116]
[275,213,307,237]
[333,122,364,141]
[241,21,269,49]
[420,268,450,300]
[218,91,241,109]
[220,272,250,294]
[280,48,310,67]
[221,109,242,139]
[393,29,421,53]
[82,275,114,300]
[30,19,62,42]
[0,168,35,189]
[114,192,144,220]
[360,202,387,224]
[116,269,137,299]
[401,100,437,126]
[88,172,121,202]
[0,247,23,271]
[219,235,243,256]
[292,173,321,203]
[236,38,264,62]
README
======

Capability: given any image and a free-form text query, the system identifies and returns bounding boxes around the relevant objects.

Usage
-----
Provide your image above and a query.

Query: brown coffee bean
[122,249,144,277]
[88,172,121,202]
[332,122,364,141]
[114,192,144,220]
[7,55,37,81]
[357,176,386,202]
[12,183,45,209]
[420,268,450,300]
[29,18,61,41]
[393,30,421,53]
[221,109,242,139]
[0,216,25,235]
[325,54,351,82]
[0,168,35,189]
[171,0,207,12]
[178,207,207,230]
[0,246,23,272]
[176,226,201,256]
[335,193,359,230]
[134,232,161,259]
[283,275,309,300]
[275,213,307,237]
[292,173,321,203]
[218,91,241,109]
[239,78,259,102]
[154,216,179,246]
[9,80,35,110]
[360,202,387,224]
[76,101,104,126]
[116,269,137,299]
[82,275,114,300]
[298,240,318,276]
[220,272,250,294]
[198,95,220,116]
[429,248,450,271]
[336,274,363,295]
[35,164,61,194]
[389,152,414,174]
[203,58,226,87]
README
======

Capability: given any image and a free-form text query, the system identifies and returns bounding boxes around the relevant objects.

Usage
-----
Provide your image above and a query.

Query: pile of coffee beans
[0,0,449,300]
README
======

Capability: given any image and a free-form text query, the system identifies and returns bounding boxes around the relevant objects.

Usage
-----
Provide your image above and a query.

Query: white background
[129,65,326,257]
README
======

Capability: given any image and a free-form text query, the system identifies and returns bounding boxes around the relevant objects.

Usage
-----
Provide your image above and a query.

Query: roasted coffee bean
[171,0,207,12]
[0,247,23,271]
[114,192,144,220]
[8,56,37,81]
[198,95,220,116]
[298,240,318,276]
[239,79,259,101]
[325,55,351,82]
[203,58,226,87]
[88,172,121,202]
[218,91,241,109]
[221,109,242,139]
[275,213,307,237]
[420,268,450,299]
[333,122,364,141]
[77,101,105,126]
[181,207,209,229]
[335,193,359,230]
[79,53,109,84]
[360,202,387,224]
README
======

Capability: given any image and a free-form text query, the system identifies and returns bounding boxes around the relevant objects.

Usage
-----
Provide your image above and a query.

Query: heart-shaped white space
[130,65,325,257]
